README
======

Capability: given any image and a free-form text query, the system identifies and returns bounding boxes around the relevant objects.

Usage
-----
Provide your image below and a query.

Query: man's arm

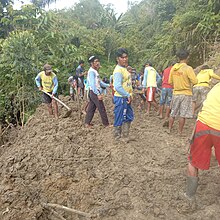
[210,70,220,80]
[100,81,110,88]
[52,76,58,94]
[156,71,162,86]
[35,73,42,89]
[188,67,198,85]
[142,69,148,88]
[113,72,130,97]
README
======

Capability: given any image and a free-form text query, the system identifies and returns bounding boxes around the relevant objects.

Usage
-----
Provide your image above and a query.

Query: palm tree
[30,0,56,8]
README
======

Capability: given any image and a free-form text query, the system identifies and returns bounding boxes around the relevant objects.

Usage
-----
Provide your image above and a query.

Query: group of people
[35,48,220,201]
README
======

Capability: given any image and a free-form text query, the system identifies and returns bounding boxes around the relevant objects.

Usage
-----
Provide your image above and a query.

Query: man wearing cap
[185,82,220,199]
[35,64,59,118]
[85,56,110,127]
[113,48,133,143]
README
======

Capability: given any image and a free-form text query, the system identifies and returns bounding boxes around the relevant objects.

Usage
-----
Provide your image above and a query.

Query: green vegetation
[0,0,220,125]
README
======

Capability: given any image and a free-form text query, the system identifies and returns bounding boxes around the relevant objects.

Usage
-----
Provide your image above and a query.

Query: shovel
[42,90,72,118]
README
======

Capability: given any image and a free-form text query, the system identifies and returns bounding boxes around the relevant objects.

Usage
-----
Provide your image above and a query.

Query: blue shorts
[159,88,173,106]
[113,96,134,127]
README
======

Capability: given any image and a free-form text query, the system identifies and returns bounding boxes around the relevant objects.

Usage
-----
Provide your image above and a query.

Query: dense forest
[0,0,220,126]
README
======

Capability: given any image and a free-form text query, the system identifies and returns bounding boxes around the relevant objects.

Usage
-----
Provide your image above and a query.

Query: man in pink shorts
[185,82,220,199]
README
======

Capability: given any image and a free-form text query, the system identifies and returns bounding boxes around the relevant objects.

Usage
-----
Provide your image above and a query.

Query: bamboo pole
[42,203,91,219]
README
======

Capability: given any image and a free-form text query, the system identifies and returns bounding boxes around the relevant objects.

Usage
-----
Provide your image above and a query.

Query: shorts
[188,120,220,170]
[170,94,193,118]
[146,87,156,102]
[77,78,84,89]
[42,92,58,104]
[159,88,173,106]
[192,86,210,102]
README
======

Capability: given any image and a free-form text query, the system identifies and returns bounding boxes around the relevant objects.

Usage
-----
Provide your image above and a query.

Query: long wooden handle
[42,90,71,111]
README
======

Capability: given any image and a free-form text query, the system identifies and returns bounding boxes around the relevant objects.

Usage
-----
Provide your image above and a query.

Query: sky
[14,0,142,15]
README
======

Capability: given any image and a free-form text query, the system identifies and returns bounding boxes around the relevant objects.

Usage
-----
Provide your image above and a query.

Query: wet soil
[0,93,219,220]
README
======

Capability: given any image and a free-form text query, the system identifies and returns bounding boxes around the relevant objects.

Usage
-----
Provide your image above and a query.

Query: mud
[0,93,219,220]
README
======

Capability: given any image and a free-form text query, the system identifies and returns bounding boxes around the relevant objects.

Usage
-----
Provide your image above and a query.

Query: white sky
[14,0,142,15]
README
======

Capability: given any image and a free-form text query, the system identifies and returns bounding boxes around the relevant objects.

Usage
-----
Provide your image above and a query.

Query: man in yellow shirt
[192,65,220,115]
[142,62,161,115]
[185,82,220,199]
[168,50,197,135]
[113,48,133,143]
[35,64,59,118]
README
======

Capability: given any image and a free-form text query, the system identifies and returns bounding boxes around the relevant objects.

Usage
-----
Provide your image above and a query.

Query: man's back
[198,82,220,130]
[145,66,157,88]
[76,65,84,79]
[169,63,197,95]
[195,69,220,87]
[162,66,173,88]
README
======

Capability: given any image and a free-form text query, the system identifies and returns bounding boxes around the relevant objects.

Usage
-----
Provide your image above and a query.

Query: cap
[88,55,98,63]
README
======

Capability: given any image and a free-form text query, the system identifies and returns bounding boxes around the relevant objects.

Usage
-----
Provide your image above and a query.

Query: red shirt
[162,66,173,89]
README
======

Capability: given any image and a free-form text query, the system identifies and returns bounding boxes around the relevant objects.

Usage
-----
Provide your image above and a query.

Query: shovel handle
[42,90,71,111]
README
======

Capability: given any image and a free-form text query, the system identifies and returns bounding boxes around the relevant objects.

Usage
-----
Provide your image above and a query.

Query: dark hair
[170,61,176,66]
[127,66,132,71]
[79,60,84,65]
[43,64,52,71]
[88,55,98,63]
[115,48,128,57]
[201,64,210,70]
[145,61,152,66]
[176,49,189,60]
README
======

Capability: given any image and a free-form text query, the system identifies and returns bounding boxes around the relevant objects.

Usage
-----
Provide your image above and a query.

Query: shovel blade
[62,110,72,118]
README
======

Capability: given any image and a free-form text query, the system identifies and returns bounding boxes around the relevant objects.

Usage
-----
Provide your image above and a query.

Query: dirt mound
[0,94,219,220]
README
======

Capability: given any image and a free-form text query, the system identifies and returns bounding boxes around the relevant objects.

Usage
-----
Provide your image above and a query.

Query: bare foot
[166,129,171,134]
[81,110,86,115]
[85,124,93,129]
[162,120,169,127]
[104,124,113,128]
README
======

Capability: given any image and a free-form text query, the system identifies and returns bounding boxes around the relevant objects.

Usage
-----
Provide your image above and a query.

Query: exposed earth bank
[0,93,219,220]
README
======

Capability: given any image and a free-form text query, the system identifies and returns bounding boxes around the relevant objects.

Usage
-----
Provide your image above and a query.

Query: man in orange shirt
[168,50,197,135]
[159,63,174,121]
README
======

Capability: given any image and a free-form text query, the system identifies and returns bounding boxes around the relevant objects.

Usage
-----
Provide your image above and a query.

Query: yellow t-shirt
[145,66,157,87]
[113,65,133,97]
[194,69,220,87]
[169,63,197,95]
[39,71,56,93]
[198,82,220,130]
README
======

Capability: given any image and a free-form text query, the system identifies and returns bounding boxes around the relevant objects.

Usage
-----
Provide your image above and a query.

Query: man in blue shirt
[113,48,134,143]
[76,60,86,99]
[85,56,110,128]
